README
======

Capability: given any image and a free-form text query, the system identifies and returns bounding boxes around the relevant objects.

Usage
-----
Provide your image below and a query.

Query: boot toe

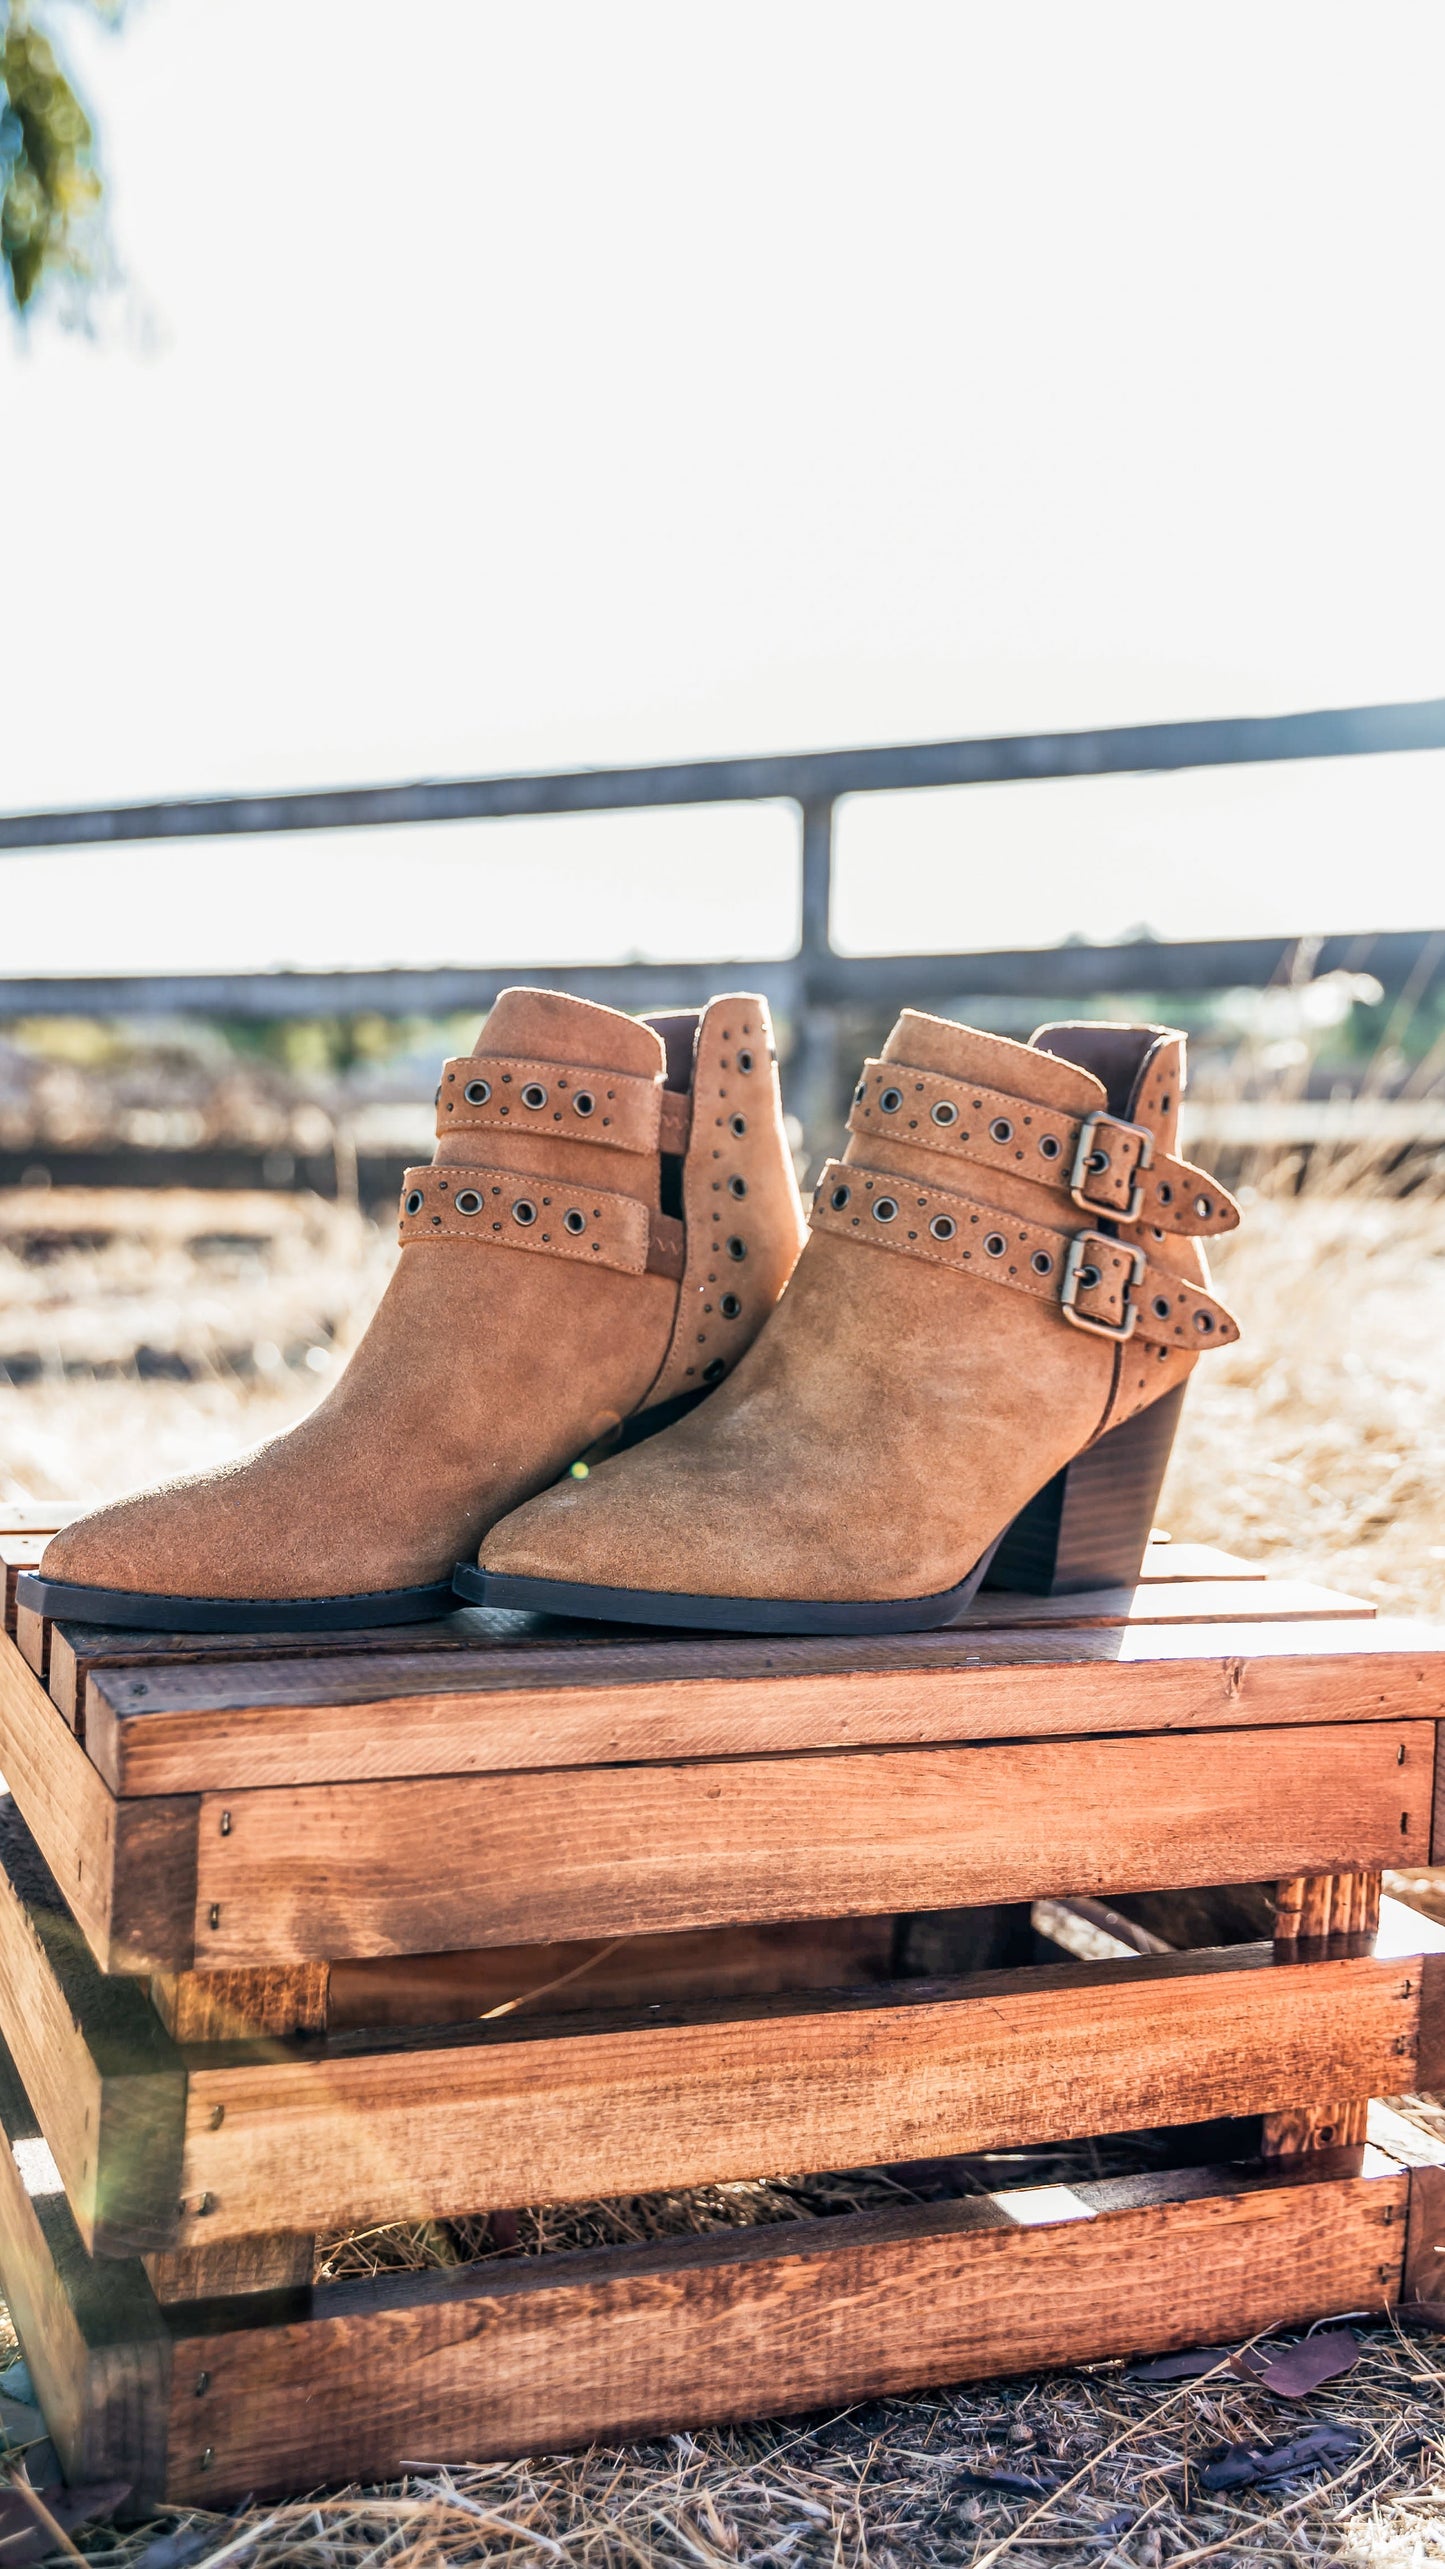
[480,1465,733,1597]
[40,1486,211,1599]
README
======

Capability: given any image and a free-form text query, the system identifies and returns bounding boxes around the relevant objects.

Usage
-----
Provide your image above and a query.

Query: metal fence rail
[4,694,1444,1143]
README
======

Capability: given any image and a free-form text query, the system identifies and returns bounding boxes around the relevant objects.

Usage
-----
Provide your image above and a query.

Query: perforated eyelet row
[446,1072,608,1123]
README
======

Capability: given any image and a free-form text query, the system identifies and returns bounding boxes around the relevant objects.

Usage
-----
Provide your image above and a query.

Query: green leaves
[0,3,106,316]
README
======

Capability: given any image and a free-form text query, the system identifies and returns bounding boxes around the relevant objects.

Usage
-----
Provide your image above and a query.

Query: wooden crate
[2,1517,1445,2505]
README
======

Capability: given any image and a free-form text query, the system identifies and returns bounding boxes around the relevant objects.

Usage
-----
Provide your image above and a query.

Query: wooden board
[171,1943,1423,2245]
[14,1599,48,1681]
[186,1721,1432,1967]
[0,2031,169,2497]
[46,1610,494,1734]
[0,1633,199,1973]
[166,2156,1405,2500]
[44,1572,1318,1745]
[1,1533,48,1637]
[82,1618,1442,1797]
[1137,1542,1264,1580]
[0,1794,183,2253]
[0,1506,85,1536]
[28,1539,1272,1728]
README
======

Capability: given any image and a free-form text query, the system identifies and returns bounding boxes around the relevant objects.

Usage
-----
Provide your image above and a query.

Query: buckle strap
[848,1061,1239,1235]
[809,1160,1239,1350]
[399,1165,684,1280]
[437,1056,690,1156]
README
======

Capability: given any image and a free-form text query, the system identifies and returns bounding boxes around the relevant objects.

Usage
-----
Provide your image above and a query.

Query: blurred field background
[4,963,1444,1618]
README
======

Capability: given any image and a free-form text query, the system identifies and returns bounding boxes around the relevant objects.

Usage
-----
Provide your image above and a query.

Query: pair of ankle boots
[24,985,1240,1640]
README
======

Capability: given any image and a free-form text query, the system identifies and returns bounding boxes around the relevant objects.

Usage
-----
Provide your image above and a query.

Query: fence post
[790,796,842,1175]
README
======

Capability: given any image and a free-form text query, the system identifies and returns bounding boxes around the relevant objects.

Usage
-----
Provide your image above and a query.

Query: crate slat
[78,1618,1442,1797]
[185,1719,1432,1967]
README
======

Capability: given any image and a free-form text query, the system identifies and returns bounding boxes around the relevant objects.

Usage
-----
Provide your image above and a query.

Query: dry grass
[1160,1187,1445,1618]
[3,1151,1445,2564]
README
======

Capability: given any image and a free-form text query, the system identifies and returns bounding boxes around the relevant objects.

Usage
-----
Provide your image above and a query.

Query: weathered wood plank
[0,1533,47,1637]
[0,1794,184,2253]
[0,1505,84,1536]
[0,1631,199,1973]
[47,1610,492,1735]
[0,2028,170,2497]
[14,1599,48,1682]
[150,1965,331,2044]
[144,2233,315,2305]
[186,1722,1432,1965]
[40,1542,1273,1729]
[85,1621,1444,1796]
[1137,1542,1263,1580]
[166,2159,1406,2501]
[174,1945,1422,2244]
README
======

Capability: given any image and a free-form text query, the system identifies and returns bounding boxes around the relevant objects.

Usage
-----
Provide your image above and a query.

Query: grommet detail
[1195,1195,1212,1218]
[563,1209,587,1234]
[573,1091,595,1117]
[737,1049,754,1072]
[984,1232,1007,1256]
[1156,1179,1174,1204]
[404,1188,425,1216]
[728,1174,748,1198]
[1195,1310,1214,1331]
[879,1088,903,1113]
[989,1118,1013,1144]
[727,1235,747,1260]
[702,1358,727,1383]
[720,1291,742,1318]
[512,1198,538,1225]
[464,1079,491,1106]
[1031,1249,1053,1275]
[454,1190,483,1215]
[873,1197,899,1223]
[1076,1262,1101,1289]
[730,1113,747,1136]
[521,1083,548,1110]
[1038,1134,1061,1160]
[929,1213,956,1240]
[1152,1295,1171,1319]
[830,1184,851,1209]
[931,1100,959,1127]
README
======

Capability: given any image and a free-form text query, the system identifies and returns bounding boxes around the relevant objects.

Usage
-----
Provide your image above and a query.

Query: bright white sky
[3,1,1443,975]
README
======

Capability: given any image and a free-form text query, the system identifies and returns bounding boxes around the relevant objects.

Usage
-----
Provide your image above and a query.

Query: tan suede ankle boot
[25,988,804,1631]
[464,1012,1240,1634]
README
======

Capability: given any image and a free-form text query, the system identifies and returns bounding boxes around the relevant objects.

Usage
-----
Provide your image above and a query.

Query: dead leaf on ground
[1232,2327,1362,2398]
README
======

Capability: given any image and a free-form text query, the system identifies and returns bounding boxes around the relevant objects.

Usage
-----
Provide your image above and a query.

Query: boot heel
[984,1382,1188,1597]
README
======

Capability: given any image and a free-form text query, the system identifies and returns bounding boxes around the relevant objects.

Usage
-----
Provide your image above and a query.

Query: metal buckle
[1060,1231,1146,1340]
[1069,1112,1154,1223]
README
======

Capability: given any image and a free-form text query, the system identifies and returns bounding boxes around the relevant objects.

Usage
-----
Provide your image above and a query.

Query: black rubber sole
[15,1573,459,1634]
[452,1534,1005,1637]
